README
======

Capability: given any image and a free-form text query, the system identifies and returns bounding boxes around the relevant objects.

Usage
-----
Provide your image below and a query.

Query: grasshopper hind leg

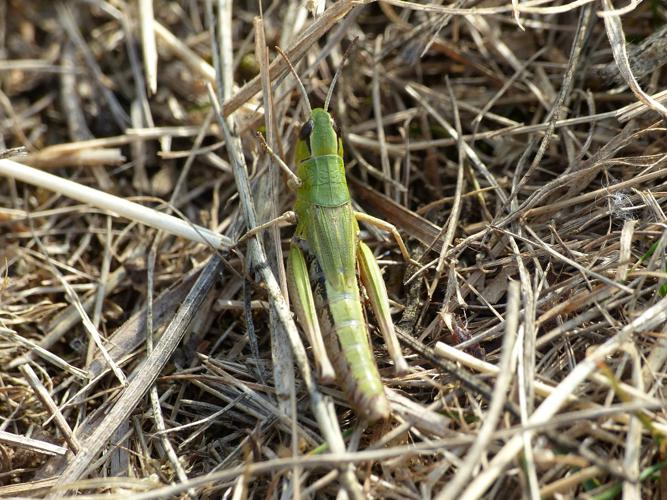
[287,241,336,383]
[357,241,409,376]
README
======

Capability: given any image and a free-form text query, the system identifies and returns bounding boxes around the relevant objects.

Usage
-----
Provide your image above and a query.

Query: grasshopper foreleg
[236,211,297,245]
[256,132,302,190]
[286,242,336,383]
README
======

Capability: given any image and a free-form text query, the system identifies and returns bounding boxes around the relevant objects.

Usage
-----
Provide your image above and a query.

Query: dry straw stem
[0,328,87,379]
[28,228,128,387]
[18,363,81,454]
[46,255,223,496]
[0,430,67,457]
[20,262,205,491]
[460,293,667,499]
[138,0,158,95]
[0,159,231,250]
[253,22,300,480]
[601,0,667,120]
[436,281,520,499]
[6,246,144,371]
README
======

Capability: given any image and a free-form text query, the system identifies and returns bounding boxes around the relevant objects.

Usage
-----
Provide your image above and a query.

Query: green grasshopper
[259,57,410,421]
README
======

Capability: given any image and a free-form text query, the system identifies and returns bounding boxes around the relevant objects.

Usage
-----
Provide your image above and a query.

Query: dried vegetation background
[1,0,667,498]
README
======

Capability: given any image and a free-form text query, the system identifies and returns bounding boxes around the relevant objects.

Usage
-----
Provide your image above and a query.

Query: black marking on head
[299,119,314,140]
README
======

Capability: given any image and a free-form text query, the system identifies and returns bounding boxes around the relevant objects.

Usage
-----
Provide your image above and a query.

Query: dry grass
[1,0,667,498]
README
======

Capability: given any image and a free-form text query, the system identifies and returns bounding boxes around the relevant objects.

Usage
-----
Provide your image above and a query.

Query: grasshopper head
[297,108,340,160]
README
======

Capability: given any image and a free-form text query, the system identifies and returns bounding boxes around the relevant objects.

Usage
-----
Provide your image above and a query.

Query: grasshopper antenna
[324,37,358,112]
[275,46,312,117]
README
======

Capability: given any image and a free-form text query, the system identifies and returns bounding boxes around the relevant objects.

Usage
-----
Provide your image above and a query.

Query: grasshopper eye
[299,119,314,140]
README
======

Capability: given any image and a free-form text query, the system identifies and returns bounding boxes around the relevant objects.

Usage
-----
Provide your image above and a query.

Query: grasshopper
[259,56,410,421]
